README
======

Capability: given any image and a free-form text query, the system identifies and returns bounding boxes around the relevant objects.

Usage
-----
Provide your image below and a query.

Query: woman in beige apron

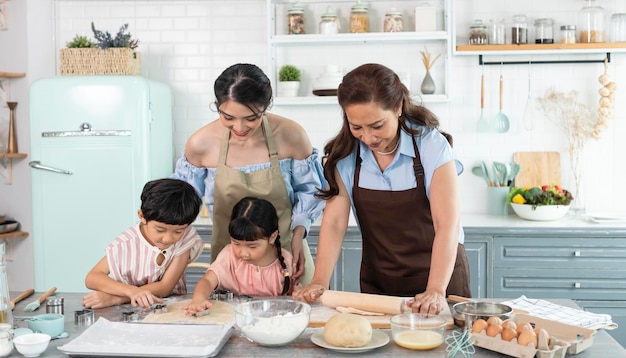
[173,64,325,285]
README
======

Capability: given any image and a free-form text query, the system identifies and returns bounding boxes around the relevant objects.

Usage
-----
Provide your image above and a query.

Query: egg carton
[470,313,595,358]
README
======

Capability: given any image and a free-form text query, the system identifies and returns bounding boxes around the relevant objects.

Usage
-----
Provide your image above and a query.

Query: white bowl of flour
[234,299,311,346]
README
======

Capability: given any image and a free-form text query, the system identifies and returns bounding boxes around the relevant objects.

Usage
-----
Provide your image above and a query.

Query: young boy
[83,178,204,309]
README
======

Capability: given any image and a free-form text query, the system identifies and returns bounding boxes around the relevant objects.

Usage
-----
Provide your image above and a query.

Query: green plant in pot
[278,65,301,97]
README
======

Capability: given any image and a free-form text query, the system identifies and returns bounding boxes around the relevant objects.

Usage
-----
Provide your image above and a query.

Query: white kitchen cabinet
[266,0,451,105]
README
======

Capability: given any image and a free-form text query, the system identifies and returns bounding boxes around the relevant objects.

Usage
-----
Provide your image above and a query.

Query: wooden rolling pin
[10,288,35,310]
[320,290,409,315]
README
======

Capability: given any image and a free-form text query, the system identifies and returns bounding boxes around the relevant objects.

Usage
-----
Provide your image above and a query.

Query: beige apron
[212,116,314,284]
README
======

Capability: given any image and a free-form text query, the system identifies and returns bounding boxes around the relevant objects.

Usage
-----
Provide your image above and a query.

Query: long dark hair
[214,63,273,116]
[228,197,290,295]
[318,63,452,199]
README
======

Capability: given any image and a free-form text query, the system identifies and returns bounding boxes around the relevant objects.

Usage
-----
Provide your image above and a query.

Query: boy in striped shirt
[83,178,204,309]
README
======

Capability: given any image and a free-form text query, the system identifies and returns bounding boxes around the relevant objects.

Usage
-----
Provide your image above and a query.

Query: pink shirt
[209,244,293,296]
[106,223,204,294]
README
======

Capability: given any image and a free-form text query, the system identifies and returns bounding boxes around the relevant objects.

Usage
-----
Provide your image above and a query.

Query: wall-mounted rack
[478,53,610,66]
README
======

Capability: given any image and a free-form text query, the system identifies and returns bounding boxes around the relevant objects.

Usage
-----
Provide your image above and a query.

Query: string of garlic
[595,58,617,138]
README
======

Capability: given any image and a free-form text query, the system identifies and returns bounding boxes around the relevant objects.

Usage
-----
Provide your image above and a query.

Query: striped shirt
[106,223,204,294]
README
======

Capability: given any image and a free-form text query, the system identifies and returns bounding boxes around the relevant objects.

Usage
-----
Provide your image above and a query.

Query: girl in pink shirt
[185,197,292,315]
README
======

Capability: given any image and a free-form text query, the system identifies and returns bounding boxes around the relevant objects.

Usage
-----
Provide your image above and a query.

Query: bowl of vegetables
[507,185,573,221]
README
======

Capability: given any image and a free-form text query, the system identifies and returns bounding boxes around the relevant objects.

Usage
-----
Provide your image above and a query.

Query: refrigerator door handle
[29,161,73,175]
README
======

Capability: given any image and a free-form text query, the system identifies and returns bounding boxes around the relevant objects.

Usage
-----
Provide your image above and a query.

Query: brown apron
[212,116,314,284]
[353,134,471,297]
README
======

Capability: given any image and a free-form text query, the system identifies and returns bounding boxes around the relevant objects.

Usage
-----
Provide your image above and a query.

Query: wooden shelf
[0,231,28,240]
[457,43,626,52]
[0,153,27,159]
[0,72,26,78]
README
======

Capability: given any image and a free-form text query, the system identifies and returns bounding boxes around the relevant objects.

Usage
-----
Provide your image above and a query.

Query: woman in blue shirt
[173,63,326,285]
[294,63,470,315]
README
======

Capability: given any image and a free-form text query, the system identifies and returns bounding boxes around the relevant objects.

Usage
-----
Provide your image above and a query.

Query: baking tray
[58,318,234,357]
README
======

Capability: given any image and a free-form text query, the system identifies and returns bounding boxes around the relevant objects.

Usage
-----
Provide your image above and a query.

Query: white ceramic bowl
[511,203,570,221]
[13,333,50,357]
[234,299,311,346]
[390,313,446,350]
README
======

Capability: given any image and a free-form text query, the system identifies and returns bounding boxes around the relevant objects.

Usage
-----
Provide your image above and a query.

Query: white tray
[58,318,234,358]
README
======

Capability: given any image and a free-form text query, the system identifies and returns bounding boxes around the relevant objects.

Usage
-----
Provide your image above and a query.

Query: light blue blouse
[336,126,465,243]
[172,148,327,235]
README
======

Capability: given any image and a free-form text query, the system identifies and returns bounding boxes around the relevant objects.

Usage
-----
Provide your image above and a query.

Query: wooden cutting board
[513,151,562,188]
[308,303,454,330]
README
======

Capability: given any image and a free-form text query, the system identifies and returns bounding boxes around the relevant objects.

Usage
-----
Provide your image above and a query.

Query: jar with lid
[534,18,555,43]
[561,25,577,43]
[468,19,488,45]
[287,3,305,35]
[350,0,369,33]
[579,0,606,43]
[0,324,12,358]
[512,14,528,44]
[319,6,340,35]
[610,13,626,42]
[384,8,403,32]
[488,18,506,44]
[46,296,64,314]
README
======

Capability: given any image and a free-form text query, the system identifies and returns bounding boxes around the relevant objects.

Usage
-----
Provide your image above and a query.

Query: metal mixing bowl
[452,301,513,330]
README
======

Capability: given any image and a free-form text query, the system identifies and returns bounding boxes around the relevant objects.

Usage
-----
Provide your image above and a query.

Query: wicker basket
[60,48,141,75]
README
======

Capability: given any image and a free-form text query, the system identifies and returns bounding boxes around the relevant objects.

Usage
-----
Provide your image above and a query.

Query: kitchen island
[8,292,626,357]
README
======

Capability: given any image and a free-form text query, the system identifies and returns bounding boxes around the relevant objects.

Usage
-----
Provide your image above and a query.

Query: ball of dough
[324,313,373,348]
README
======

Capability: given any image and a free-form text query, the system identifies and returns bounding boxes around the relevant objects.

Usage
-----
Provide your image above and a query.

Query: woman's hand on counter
[407,289,447,315]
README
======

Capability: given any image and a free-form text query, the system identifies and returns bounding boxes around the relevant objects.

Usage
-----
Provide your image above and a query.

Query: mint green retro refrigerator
[29,76,173,292]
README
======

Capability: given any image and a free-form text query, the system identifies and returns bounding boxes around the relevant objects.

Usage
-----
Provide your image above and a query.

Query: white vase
[277,81,300,97]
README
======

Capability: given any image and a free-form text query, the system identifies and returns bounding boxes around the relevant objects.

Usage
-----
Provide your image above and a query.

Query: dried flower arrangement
[537,58,617,213]
[420,47,441,72]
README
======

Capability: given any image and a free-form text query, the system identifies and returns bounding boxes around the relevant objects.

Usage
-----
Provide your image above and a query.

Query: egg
[472,319,488,333]
[487,316,503,326]
[502,320,517,331]
[516,322,533,334]
[518,329,538,348]
[536,328,551,350]
[501,327,518,342]
[486,323,503,337]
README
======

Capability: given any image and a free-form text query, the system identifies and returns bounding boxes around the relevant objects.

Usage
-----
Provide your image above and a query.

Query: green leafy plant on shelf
[65,35,96,48]
[279,65,301,82]
[91,22,139,49]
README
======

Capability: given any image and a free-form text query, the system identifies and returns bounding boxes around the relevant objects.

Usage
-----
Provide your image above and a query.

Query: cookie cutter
[210,289,233,301]
[237,294,253,302]
[74,309,95,326]
[121,310,139,322]
[152,304,168,314]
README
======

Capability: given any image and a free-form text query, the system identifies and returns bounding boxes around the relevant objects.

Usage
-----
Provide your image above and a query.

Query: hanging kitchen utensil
[476,63,490,132]
[492,64,510,133]
[522,63,534,131]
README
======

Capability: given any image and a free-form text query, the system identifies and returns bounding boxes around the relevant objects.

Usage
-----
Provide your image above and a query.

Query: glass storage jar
[0,243,12,327]
[319,6,340,34]
[534,18,555,43]
[350,0,369,33]
[610,13,626,42]
[488,18,506,44]
[512,14,528,44]
[468,19,488,45]
[0,324,12,358]
[287,3,305,34]
[579,0,606,43]
[384,8,403,32]
[561,25,577,43]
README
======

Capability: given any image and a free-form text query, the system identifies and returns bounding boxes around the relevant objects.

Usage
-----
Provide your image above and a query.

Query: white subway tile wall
[55,0,626,215]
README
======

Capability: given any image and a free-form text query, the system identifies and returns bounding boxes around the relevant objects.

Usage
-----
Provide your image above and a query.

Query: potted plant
[277,65,301,97]
[60,22,141,75]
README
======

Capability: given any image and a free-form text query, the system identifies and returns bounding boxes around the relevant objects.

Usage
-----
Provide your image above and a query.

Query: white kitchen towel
[502,296,617,330]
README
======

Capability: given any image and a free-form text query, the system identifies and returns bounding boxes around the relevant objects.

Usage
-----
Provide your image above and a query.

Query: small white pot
[277,81,300,97]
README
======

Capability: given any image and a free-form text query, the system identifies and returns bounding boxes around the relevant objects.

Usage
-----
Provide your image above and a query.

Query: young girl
[184,197,292,315]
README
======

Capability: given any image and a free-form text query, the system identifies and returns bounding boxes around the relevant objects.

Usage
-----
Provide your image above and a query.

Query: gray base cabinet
[465,227,626,348]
